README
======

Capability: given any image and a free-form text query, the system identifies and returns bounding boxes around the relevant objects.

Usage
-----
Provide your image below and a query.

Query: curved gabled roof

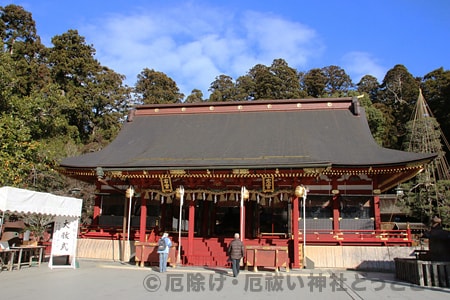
[60,98,436,171]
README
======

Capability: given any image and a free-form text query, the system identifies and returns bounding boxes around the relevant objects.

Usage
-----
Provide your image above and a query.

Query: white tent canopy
[0,186,82,217]
[0,186,82,269]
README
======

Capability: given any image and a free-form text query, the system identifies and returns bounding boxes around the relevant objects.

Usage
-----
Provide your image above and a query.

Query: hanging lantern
[295,185,306,198]
[242,187,249,200]
[125,186,134,198]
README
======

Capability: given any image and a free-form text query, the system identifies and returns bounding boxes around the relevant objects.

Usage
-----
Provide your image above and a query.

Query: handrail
[297,229,411,245]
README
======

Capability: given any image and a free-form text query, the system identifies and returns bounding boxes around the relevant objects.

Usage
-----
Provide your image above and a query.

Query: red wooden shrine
[60,97,436,268]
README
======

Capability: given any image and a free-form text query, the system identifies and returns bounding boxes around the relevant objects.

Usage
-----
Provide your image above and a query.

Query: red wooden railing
[298,228,412,246]
[78,226,412,246]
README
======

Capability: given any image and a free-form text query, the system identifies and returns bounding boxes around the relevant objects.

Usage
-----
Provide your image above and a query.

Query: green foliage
[357,75,379,102]
[0,4,48,96]
[403,118,442,154]
[300,65,353,98]
[248,59,302,100]
[300,68,327,97]
[350,92,387,146]
[0,113,40,186]
[208,74,238,102]
[0,5,129,194]
[378,65,420,148]
[397,180,450,229]
[212,58,305,101]
[185,89,204,103]
[48,30,131,143]
[422,68,450,156]
[135,68,184,104]
[322,65,353,96]
[22,214,53,241]
[268,58,304,99]
[399,88,450,228]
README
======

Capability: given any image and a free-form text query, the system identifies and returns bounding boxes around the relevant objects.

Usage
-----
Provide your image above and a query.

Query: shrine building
[59,97,436,269]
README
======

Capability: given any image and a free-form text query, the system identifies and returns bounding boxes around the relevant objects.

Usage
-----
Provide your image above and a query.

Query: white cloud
[82,5,324,98]
[341,52,386,83]
[241,11,323,66]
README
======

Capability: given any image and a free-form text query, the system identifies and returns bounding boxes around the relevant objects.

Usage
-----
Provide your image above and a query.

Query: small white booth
[0,186,82,269]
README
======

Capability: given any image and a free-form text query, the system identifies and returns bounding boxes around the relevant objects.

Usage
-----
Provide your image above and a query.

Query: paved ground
[1,259,449,300]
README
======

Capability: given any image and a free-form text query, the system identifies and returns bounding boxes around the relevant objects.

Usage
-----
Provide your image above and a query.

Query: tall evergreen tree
[236,59,304,100]
[269,58,304,99]
[208,74,237,102]
[300,68,327,97]
[399,90,450,228]
[185,89,204,103]
[0,5,49,96]
[378,64,420,149]
[47,30,130,144]
[422,67,450,157]
[352,92,388,146]
[357,75,380,102]
[322,65,353,96]
[135,68,184,104]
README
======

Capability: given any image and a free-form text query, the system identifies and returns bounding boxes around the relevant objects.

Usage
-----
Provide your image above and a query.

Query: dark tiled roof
[60,98,435,171]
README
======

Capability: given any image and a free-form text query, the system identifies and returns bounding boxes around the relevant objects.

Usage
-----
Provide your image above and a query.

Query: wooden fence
[394,258,450,287]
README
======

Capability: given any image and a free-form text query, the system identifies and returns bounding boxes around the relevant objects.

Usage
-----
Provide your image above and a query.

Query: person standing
[228,233,245,277]
[157,232,172,273]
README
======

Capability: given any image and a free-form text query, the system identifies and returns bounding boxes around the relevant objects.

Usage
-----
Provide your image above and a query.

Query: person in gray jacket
[228,233,245,277]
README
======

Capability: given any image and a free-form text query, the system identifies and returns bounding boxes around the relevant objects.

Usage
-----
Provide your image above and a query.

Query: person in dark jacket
[228,233,245,277]
[422,216,450,261]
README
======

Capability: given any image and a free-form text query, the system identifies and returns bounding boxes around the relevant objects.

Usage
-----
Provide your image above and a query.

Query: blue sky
[2,0,449,97]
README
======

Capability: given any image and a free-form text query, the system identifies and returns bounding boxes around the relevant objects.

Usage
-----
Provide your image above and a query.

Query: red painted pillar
[92,181,102,225]
[332,194,340,231]
[292,195,300,268]
[372,177,381,230]
[139,194,147,242]
[373,195,381,230]
[332,177,340,231]
[92,194,101,226]
[188,201,195,257]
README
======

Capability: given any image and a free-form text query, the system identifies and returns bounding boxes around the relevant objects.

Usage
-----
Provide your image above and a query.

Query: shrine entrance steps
[181,237,290,267]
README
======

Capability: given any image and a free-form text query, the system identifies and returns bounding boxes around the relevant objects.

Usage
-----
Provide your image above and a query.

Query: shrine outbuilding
[59,97,436,269]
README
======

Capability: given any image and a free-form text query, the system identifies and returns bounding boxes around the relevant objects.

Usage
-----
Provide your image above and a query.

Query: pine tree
[398,90,450,229]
